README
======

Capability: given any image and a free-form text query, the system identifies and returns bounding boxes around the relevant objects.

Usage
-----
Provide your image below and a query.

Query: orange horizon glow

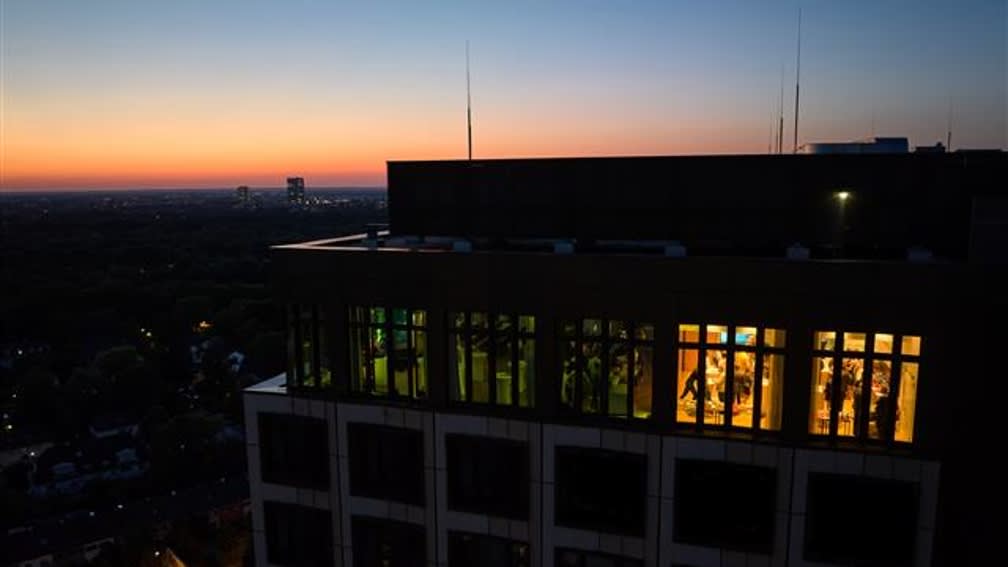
[4,2,1003,191]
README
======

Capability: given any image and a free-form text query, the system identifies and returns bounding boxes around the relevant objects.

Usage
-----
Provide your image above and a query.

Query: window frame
[810,330,920,445]
[445,433,529,520]
[287,304,327,389]
[557,318,654,419]
[348,306,428,400]
[674,323,786,432]
[449,311,535,408]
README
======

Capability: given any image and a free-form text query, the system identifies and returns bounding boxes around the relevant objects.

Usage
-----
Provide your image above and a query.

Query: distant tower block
[286,177,305,204]
[235,185,250,204]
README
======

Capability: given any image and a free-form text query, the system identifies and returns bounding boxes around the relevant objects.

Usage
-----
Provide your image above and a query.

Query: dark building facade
[245,152,1007,567]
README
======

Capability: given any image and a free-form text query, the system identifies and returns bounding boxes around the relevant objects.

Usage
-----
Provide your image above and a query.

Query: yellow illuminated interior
[677,324,784,429]
[810,331,920,443]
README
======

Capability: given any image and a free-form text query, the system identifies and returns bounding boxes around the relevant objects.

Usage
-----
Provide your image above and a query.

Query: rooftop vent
[664,241,687,257]
[553,240,575,254]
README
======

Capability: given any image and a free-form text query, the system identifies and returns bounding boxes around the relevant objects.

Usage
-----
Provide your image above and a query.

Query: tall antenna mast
[466,40,472,161]
[770,111,775,154]
[792,7,802,153]
[946,98,953,151]
[778,66,785,154]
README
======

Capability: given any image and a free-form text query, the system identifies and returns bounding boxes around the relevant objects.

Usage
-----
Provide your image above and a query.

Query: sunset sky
[1,0,1005,190]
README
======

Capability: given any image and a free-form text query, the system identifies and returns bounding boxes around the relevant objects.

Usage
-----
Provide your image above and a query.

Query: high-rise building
[287,177,306,204]
[245,152,1006,567]
[236,185,250,205]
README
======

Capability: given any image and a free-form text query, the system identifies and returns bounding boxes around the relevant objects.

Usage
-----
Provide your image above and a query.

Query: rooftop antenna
[792,6,802,153]
[769,110,775,154]
[466,40,473,161]
[778,66,785,154]
[946,98,953,151]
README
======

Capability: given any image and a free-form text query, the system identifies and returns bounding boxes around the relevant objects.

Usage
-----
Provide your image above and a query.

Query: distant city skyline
[2,0,1005,190]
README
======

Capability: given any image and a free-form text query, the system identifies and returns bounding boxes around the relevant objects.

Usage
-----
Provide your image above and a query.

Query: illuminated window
[810,330,920,443]
[895,337,921,443]
[450,312,535,408]
[676,324,784,430]
[349,306,427,399]
[286,305,330,389]
[559,319,653,418]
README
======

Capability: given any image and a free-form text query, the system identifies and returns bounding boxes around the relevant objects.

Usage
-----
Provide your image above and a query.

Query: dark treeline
[0,190,386,540]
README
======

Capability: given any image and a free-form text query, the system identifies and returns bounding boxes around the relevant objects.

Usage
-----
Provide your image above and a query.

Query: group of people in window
[559,320,653,419]
[674,325,785,431]
[810,332,919,442]
[327,307,920,443]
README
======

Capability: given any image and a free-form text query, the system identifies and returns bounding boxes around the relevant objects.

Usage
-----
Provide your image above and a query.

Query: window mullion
[407,312,415,399]
[859,333,875,441]
[465,312,474,403]
[574,321,584,412]
[887,335,904,447]
[512,314,520,407]
[724,325,735,428]
[828,333,842,438]
[385,309,394,398]
[312,306,322,388]
[753,330,765,434]
[698,325,707,430]
[489,313,498,405]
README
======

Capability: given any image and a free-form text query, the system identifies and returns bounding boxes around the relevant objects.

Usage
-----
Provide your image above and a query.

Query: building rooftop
[275,152,1008,262]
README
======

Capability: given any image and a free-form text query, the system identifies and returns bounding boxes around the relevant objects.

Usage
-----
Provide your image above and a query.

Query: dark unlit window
[446,434,528,520]
[264,501,333,567]
[673,458,776,553]
[352,516,426,567]
[804,473,918,565]
[555,446,646,536]
[259,413,329,490]
[347,422,424,506]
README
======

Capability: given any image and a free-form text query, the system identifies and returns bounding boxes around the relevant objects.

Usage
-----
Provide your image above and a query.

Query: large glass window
[286,305,331,388]
[804,473,918,565]
[676,324,785,430]
[349,307,427,399]
[810,331,921,443]
[264,501,334,567]
[559,319,653,418]
[259,413,329,490]
[450,312,535,407]
[673,459,776,553]
[446,434,529,520]
[555,446,646,537]
[347,423,424,506]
